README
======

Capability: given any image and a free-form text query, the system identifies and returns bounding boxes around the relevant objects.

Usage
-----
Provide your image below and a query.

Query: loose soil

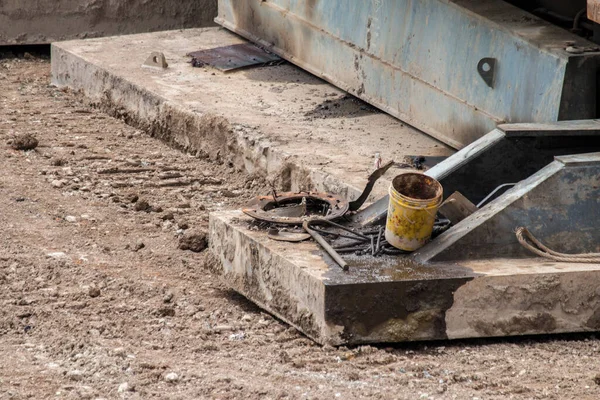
[1,56,600,400]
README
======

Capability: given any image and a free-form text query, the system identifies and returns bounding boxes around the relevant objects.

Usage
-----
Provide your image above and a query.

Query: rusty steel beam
[216,0,600,149]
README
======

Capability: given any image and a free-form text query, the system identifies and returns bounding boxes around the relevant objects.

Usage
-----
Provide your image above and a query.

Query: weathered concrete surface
[51,28,451,203]
[0,0,217,45]
[210,211,600,345]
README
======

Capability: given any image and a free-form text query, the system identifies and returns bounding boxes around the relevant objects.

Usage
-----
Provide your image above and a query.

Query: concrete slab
[51,28,452,203]
[1,0,217,45]
[210,211,600,345]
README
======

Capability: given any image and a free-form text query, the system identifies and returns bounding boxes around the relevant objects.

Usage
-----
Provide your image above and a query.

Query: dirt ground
[2,55,600,400]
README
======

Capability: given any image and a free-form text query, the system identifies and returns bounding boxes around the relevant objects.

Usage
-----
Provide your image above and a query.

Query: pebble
[47,252,67,259]
[177,221,189,230]
[241,314,252,322]
[87,285,101,298]
[133,241,145,252]
[66,369,84,381]
[161,212,175,221]
[213,325,233,332]
[65,216,77,223]
[51,180,65,188]
[117,382,134,393]
[163,292,174,304]
[164,372,179,383]
[156,307,175,317]
[112,347,126,357]
[134,199,152,212]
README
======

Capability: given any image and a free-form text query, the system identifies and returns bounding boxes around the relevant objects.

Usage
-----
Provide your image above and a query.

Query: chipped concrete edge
[209,211,345,346]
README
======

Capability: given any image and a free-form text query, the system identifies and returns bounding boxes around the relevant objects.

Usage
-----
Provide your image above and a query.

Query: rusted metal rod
[303,221,349,271]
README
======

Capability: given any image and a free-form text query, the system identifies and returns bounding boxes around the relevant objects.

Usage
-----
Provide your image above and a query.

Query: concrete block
[210,211,600,345]
[51,28,451,204]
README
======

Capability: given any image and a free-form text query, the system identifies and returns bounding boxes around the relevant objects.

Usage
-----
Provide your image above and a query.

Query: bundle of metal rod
[303,216,452,270]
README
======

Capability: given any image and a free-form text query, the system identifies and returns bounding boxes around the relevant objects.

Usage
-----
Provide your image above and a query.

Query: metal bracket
[477,58,496,88]
[142,52,168,70]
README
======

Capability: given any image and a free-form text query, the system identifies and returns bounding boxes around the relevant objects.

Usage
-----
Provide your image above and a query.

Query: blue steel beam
[216,0,600,149]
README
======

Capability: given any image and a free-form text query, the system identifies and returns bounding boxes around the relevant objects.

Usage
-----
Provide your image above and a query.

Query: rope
[515,227,600,263]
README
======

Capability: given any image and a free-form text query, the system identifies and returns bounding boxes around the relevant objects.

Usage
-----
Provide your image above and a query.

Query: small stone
[126,193,139,203]
[241,314,252,322]
[66,370,84,381]
[163,292,174,304]
[112,347,126,357]
[11,133,38,151]
[178,230,208,253]
[220,189,239,198]
[87,286,101,298]
[156,307,175,317]
[134,199,151,212]
[51,158,66,166]
[279,351,292,364]
[347,371,360,381]
[213,325,233,332]
[47,252,67,259]
[117,382,134,393]
[65,216,77,223]
[161,212,175,221]
[164,372,179,383]
[51,180,64,188]
[177,221,189,230]
[133,241,145,252]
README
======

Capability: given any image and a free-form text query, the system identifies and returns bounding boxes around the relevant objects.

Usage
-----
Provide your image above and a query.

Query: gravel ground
[1,55,600,400]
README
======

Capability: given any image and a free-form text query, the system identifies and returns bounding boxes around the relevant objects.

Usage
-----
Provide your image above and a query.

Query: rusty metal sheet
[188,43,282,72]
[242,192,349,225]
[216,0,600,149]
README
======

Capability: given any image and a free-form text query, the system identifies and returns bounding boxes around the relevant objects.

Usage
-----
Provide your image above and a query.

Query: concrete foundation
[51,28,451,203]
[1,0,217,45]
[210,210,600,345]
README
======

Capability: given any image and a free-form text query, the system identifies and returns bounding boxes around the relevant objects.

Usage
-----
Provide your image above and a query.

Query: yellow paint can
[385,173,443,251]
